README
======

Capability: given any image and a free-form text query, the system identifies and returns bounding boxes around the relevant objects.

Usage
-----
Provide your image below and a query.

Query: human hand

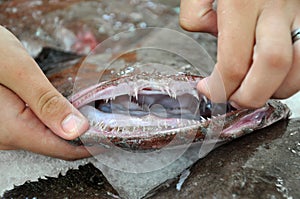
[0,26,90,160]
[180,0,300,108]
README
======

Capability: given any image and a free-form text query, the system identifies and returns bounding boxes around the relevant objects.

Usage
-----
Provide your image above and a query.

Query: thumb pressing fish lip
[69,73,290,150]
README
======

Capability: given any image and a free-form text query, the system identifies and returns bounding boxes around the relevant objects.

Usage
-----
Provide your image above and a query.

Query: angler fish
[69,72,290,150]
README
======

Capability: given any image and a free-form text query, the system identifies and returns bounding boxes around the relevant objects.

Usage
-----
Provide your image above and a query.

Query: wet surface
[1,0,299,198]
[152,119,300,199]
[3,119,300,198]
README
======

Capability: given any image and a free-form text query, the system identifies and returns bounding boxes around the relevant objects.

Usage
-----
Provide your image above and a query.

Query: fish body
[70,73,290,150]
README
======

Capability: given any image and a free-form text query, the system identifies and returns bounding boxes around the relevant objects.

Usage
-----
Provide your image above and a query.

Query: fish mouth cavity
[77,83,234,138]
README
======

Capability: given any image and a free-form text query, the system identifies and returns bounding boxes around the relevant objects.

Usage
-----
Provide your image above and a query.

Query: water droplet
[102,14,111,21]
[128,24,136,32]
[275,177,292,199]
[98,26,106,33]
[125,66,135,74]
[138,22,147,28]
[290,131,298,136]
[113,21,122,30]
[11,7,18,13]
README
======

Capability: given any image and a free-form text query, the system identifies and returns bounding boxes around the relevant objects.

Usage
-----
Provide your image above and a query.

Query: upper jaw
[69,74,290,150]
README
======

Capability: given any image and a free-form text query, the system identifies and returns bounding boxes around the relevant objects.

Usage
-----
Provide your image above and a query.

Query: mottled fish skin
[70,73,290,150]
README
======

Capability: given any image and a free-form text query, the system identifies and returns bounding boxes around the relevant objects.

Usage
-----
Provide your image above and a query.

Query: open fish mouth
[70,73,290,150]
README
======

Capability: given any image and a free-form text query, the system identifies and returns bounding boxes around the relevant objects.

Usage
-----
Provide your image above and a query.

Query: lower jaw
[72,101,289,151]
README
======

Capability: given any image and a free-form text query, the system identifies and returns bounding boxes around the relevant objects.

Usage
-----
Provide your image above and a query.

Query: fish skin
[69,73,290,150]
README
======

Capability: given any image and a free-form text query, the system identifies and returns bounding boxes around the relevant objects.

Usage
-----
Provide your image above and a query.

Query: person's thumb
[32,88,89,140]
[180,0,217,35]
[0,26,89,140]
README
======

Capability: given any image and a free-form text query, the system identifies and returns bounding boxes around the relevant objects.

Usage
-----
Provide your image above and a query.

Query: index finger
[197,1,260,103]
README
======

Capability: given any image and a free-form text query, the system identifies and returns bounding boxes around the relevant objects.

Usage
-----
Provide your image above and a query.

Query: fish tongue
[79,105,173,129]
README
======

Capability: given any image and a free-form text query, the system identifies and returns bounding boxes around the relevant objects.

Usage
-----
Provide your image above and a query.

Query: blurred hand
[0,26,90,160]
[180,0,300,108]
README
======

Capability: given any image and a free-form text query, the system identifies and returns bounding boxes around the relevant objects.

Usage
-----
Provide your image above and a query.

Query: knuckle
[226,67,245,81]
[217,61,247,82]
[259,47,291,69]
[37,90,68,118]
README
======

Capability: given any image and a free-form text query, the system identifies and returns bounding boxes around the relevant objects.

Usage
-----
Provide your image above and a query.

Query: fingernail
[62,113,87,137]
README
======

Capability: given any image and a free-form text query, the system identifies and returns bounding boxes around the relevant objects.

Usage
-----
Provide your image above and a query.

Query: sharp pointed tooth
[203,96,208,103]
[134,87,138,100]
[166,87,171,97]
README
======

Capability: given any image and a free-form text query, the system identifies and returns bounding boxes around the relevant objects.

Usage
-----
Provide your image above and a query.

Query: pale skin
[0,26,91,160]
[180,0,300,108]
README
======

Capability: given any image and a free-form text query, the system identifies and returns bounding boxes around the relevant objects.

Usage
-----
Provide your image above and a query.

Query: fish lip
[70,74,202,109]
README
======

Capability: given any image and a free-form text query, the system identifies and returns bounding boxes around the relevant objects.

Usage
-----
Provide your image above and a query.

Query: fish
[69,72,290,150]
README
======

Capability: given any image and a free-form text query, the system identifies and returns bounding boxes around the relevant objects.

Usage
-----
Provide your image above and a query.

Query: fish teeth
[134,87,139,100]
[165,87,171,97]
[200,116,206,121]
[164,121,168,129]
[202,96,208,103]
[103,124,108,130]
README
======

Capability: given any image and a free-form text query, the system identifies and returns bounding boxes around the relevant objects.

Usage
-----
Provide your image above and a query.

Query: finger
[180,0,217,35]
[0,26,88,140]
[0,84,93,160]
[230,5,293,108]
[14,108,104,160]
[274,19,300,98]
[0,145,17,150]
[197,1,258,102]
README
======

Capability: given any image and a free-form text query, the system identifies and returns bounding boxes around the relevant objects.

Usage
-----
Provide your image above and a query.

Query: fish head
[70,73,290,150]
